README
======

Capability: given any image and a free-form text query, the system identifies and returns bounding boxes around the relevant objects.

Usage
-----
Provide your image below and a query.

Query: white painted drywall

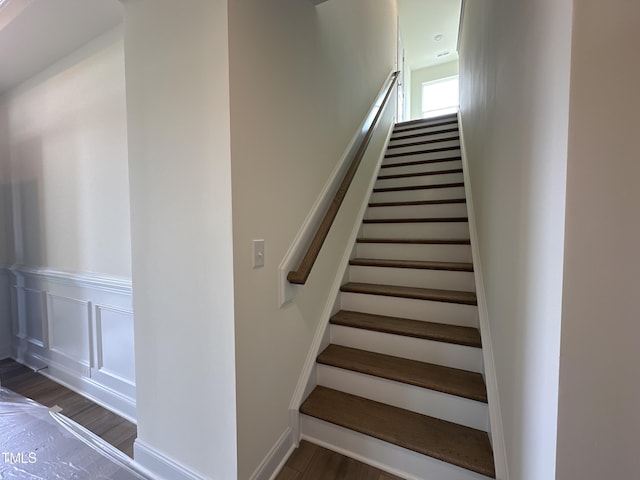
[0,115,10,357]
[123,1,237,479]
[556,1,640,478]
[410,60,458,119]
[0,27,131,277]
[228,1,397,477]
[458,0,572,478]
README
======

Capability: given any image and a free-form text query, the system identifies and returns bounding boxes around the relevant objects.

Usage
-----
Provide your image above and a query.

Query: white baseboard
[133,439,209,480]
[40,357,137,422]
[248,427,296,480]
[458,114,509,479]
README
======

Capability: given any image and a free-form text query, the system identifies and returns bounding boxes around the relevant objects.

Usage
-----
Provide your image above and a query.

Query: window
[421,76,459,119]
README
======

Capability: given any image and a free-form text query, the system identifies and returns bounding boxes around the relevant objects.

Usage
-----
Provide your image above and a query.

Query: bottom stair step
[300,386,495,478]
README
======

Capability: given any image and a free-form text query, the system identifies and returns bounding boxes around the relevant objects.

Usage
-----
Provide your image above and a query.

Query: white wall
[410,60,458,120]
[123,2,237,479]
[227,1,397,477]
[0,26,135,408]
[0,27,131,277]
[459,0,572,478]
[0,99,12,358]
[556,1,640,478]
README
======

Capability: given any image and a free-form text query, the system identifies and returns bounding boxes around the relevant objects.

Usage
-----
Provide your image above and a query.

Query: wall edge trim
[458,112,509,479]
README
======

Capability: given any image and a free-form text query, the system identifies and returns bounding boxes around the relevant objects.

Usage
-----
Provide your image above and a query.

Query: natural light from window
[421,76,459,119]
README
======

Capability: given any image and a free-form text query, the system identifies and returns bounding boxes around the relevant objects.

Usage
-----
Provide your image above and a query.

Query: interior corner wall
[556,1,640,478]
[0,109,12,358]
[458,0,572,478]
[0,27,131,277]
[227,0,397,477]
[409,60,459,119]
[122,1,237,479]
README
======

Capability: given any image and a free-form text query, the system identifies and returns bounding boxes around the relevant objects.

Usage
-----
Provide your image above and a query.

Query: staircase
[299,114,496,479]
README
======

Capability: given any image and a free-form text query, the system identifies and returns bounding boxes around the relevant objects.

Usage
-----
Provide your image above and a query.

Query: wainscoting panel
[47,293,92,375]
[8,266,136,421]
[0,268,12,359]
[24,288,45,348]
[93,304,136,398]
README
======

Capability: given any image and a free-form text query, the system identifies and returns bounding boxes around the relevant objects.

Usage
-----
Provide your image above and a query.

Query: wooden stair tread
[381,156,462,169]
[387,135,460,150]
[377,168,463,180]
[389,124,458,142]
[330,310,482,348]
[385,145,459,159]
[373,182,465,193]
[362,217,468,223]
[350,258,473,272]
[300,386,495,478]
[368,198,466,207]
[318,344,487,402]
[395,114,457,128]
[340,282,477,305]
[356,237,471,245]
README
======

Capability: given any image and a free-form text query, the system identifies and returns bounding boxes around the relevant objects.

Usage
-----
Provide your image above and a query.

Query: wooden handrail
[287,71,400,285]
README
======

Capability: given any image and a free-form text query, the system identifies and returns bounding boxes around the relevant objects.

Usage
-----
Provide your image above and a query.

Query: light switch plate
[253,239,265,268]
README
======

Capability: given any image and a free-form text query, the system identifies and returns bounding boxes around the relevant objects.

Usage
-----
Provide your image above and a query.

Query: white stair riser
[356,243,472,263]
[380,159,462,176]
[301,416,493,480]
[330,324,483,372]
[340,292,478,328]
[391,125,458,139]
[366,203,468,220]
[394,116,456,130]
[386,141,460,157]
[389,129,458,145]
[370,186,466,203]
[317,365,488,431]
[349,265,476,292]
[362,222,470,240]
[384,149,462,165]
[375,172,463,189]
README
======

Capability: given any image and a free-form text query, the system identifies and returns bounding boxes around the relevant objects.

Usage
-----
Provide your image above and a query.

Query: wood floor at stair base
[341,292,479,328]
[301,416,495,480]
[318,364,489,430]
[330,324,483,372]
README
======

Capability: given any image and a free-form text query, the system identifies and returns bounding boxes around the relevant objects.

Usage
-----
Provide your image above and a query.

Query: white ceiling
[0,0,461,93]
[0,0,123,94]
[398,0,462,71]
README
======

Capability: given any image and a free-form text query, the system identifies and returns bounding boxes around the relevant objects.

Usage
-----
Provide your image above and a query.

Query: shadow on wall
[11,137,47,267]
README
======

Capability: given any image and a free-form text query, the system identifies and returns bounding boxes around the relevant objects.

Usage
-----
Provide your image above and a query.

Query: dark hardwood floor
[0,358,136,457]
[276,440,404,480]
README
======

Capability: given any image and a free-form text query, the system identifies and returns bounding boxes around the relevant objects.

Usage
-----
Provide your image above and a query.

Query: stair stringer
[458,114,509,480]
[286,122,394,446]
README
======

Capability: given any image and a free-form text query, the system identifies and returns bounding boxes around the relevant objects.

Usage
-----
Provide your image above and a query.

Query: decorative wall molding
[133,439,210,480]
[458,115,509,479]
[0,267,12,360]
[7,265,136,421]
